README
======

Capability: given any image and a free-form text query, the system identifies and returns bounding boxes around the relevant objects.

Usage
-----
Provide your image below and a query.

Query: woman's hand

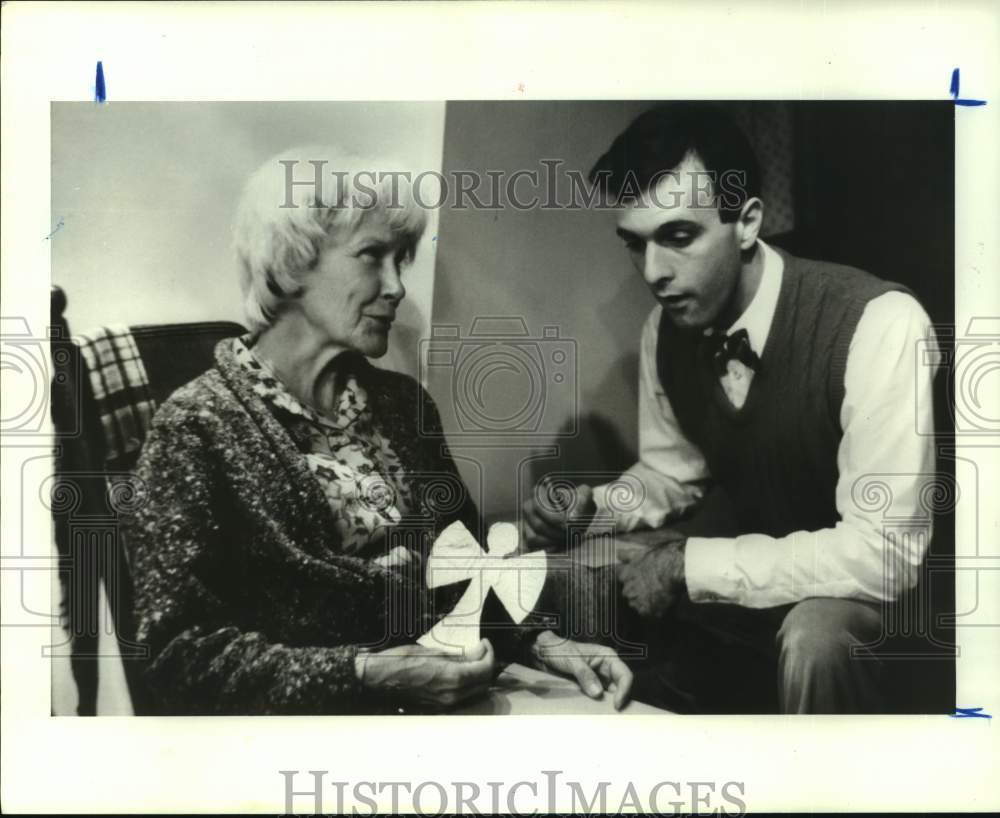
[355,638,497,710]
[371,545,417,570]
[530,630,633,710]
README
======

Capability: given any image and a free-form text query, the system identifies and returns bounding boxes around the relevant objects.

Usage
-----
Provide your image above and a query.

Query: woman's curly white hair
[233,145,427,331]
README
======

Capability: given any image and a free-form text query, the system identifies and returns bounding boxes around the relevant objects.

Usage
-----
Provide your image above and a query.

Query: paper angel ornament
[417,521,548,657]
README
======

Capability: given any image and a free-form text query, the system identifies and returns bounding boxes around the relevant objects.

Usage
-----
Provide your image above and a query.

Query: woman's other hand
[371,545,417,570]
[355,638,497,710]
[529,630,633,710]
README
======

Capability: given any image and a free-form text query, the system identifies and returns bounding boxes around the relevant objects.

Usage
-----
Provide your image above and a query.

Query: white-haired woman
[125,146,632,714]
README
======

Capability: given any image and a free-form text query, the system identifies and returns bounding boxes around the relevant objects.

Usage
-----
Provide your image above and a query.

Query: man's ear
[736,197,764,251]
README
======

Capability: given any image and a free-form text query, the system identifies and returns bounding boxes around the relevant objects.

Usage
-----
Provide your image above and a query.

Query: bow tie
[707,328,761,376]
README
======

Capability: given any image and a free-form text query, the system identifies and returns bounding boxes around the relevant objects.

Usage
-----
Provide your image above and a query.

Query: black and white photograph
[2,2,998,815]
[47,99,957,719]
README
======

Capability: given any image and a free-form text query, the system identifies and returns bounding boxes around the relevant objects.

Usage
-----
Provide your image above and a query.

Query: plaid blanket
[73,326,156,466]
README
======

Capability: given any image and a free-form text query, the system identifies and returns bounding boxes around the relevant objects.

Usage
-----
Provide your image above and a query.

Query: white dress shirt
[594,240,937,608]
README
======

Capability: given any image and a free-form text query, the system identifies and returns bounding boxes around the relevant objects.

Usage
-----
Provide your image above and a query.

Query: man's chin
[662,309,709,333]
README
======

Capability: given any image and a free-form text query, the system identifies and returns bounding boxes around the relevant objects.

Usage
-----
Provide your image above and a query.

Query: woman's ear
[736,197,764,251]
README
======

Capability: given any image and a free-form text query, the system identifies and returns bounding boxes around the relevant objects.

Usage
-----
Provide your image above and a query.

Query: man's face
[614,154,744,330]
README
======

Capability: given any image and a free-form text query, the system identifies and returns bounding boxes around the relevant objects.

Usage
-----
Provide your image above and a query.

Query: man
[521,103,938,713]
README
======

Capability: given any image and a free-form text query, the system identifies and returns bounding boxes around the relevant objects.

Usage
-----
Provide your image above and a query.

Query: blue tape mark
[44,218,65,241]
[952,706,991,719]
[95,61,106,103]
[950,68,986,107]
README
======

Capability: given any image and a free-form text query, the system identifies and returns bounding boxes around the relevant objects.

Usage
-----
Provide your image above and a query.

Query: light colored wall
[51,101,446,379]
[430,101,654,521]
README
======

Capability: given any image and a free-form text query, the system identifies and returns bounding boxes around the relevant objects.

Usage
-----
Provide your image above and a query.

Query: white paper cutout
[417,521,548,656]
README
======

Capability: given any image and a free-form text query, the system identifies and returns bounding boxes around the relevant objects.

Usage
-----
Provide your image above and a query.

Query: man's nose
[643,243,675,291]
[381,260,406,303]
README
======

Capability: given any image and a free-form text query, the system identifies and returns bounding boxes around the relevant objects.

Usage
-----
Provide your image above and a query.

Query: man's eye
[624,240,644,254]
[664,233,694,247]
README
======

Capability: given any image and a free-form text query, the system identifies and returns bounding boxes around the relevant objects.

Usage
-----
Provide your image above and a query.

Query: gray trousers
[628,593,887,714]
[774,597,884,713]
[627,489,890,714]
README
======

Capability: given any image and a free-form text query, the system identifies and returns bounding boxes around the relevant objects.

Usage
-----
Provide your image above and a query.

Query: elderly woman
[126,145,631,715]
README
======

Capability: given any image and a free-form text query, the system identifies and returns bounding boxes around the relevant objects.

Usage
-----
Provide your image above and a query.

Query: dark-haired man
[521,103,937,713]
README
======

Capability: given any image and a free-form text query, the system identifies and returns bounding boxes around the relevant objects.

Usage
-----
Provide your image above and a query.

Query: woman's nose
[381,260,406,303]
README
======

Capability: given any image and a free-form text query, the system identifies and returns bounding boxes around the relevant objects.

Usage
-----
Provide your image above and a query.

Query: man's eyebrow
[616,219,703,244]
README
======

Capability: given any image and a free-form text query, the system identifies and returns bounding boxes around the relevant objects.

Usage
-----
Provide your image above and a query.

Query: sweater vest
[656,250,910,538]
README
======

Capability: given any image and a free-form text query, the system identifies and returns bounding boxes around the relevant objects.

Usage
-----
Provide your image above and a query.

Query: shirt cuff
[684,536,740,603]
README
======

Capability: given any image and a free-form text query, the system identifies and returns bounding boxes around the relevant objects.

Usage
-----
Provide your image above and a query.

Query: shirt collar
[721,238,784,356]
[232,335,369,430]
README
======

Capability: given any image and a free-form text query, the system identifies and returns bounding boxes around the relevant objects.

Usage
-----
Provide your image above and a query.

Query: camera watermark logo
[2,316,70,436]
[917,318,1000,437]
[419,317,578,437]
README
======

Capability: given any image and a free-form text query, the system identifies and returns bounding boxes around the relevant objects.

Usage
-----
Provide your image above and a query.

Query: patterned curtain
[729,103,795,237]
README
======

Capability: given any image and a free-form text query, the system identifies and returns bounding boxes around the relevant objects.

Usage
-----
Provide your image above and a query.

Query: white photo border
[2,1,998,813]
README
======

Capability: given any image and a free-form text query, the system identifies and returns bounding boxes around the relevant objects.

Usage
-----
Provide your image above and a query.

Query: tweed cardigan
[125,339,484,715]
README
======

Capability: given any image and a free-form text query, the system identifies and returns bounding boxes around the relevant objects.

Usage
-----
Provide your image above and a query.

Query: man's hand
[521,481,597,551]
[529,630,633,710]
[617,535,687,618]
[356,639,497,710]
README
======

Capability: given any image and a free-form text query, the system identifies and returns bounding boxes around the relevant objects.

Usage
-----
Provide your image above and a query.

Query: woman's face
[297,211,411,358]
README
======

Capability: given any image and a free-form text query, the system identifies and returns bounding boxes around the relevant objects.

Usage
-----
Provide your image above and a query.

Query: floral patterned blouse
[233,336,415,556]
